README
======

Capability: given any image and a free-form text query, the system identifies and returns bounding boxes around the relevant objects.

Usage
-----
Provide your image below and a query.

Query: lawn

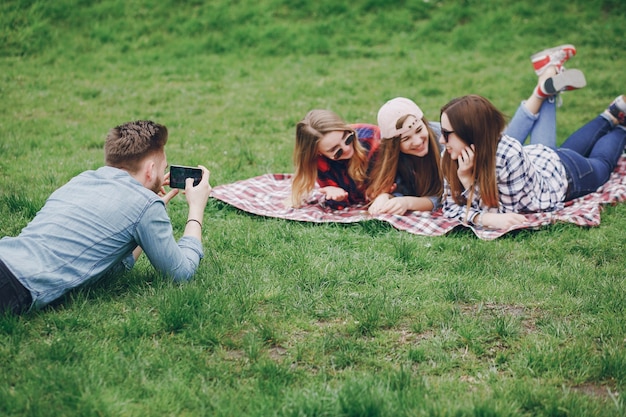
[1,0,625,416]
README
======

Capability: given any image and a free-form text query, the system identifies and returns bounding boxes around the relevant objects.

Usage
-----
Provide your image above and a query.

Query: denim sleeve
[391,191,441,212]
[108,253,135,275]
[122,252,135,270]
[134,201,204,282]
[429,195,442,211]
[429,121,441,139]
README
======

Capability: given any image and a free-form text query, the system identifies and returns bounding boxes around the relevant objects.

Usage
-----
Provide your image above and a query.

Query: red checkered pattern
[210,156,626,241]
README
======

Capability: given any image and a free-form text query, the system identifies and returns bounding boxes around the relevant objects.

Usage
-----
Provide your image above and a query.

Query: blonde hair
[366,115,442,201]
[291,110,369,207]
[440,95,505,213]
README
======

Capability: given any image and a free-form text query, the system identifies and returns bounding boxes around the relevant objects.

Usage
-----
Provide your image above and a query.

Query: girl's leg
[607,95,626,128]
[558,127,626,200]
[504,101,540,145]
[528,97,557,146]
[587,127,626,171]
[558,96,626,200]
[528,69,586,147]
[505,67,584,147]
[559,115,613,156]
[584,96,626,173]
[504,67,557,145]
[505,98,557,147]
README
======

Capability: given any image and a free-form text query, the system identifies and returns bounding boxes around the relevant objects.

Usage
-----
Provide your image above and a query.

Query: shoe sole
[543,69,586,95]
[530,44,576,62]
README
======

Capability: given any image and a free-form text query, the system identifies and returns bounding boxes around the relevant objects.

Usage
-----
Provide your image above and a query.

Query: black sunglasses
[441,128,455,143]
[332,131,356,160]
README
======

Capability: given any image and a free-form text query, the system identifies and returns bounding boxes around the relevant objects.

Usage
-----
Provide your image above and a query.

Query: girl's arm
[471,211,527,229]
[370,195,434,215]
[495,136,541,212]
[319,186,348,201]
[442,183,522,229]
[316,158,350,203]
[442,182,470,221]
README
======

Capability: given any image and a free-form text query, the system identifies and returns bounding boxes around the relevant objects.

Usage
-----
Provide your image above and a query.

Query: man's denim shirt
[0,166,203,309]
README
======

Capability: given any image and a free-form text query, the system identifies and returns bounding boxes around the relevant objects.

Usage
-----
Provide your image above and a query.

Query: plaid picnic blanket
[210,155,626,240]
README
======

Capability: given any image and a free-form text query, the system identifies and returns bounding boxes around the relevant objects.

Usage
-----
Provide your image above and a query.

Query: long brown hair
[366,115,442,201]
[440,95,505,209]
[290,109,369,207]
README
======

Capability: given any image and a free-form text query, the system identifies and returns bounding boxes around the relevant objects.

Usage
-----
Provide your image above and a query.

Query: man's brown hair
[105,120,168,173]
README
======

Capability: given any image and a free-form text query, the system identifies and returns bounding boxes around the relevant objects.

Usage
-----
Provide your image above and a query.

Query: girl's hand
[457,144,475,190]
[319,186,348,201]
[368,193,392,214]
[379,197,410,216]
[482,212,527,229]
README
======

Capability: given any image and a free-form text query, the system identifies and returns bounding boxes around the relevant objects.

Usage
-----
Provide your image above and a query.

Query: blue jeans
[556,115,626,200]
[0,259,32,314]
[505,98,557,147]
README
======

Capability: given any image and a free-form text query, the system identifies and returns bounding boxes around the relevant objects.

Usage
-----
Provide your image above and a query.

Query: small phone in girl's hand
[169,165,202,189]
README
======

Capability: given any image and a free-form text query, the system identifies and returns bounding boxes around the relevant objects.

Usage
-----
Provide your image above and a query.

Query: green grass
[1,0,626,415]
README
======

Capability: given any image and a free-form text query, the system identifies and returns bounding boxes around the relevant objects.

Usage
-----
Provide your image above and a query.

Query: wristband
[186,219,202,228]
[472,212,483,227]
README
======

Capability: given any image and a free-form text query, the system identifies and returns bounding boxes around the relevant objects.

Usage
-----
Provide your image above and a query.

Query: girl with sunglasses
[290,109,380,210]
[440,91,626,229]
[366,97,444,215]
[365,44,586,216]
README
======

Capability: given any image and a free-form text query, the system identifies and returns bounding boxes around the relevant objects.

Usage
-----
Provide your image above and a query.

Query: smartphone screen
[169,165,203,189]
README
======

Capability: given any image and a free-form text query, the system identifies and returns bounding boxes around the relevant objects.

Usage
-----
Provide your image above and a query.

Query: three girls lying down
[290,44,626,228]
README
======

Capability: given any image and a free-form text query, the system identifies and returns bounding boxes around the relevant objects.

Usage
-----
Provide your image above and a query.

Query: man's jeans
[0,260,32,315]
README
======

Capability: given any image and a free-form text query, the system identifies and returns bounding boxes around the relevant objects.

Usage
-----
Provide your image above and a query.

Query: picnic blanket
[210,155,626,240]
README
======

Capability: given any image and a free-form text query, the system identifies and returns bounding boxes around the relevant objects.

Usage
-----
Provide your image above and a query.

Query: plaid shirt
[317,124,380,210]
[443,134,568,223]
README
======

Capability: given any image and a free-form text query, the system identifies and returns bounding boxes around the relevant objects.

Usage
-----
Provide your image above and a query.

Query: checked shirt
[443,134,568,223]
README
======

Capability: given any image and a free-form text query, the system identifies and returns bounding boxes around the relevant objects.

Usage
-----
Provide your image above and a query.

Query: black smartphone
[169,165,203,189]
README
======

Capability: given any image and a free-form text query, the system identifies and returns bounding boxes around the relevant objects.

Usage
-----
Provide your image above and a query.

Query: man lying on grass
[0,120,211,314]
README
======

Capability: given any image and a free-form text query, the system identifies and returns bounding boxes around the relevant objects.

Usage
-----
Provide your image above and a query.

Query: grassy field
[1,0,625,415]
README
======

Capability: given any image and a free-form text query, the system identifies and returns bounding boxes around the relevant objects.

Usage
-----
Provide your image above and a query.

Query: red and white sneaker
[535,69,586,98]
[607,95,626,126]
[531,44,576,75]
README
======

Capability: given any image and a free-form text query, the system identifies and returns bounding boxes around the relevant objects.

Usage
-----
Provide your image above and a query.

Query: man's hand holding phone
[183,165,211,207]
[167,164,211,240]
[169,165,211,208]
[169,165,203,189]
[168,165,211,204]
